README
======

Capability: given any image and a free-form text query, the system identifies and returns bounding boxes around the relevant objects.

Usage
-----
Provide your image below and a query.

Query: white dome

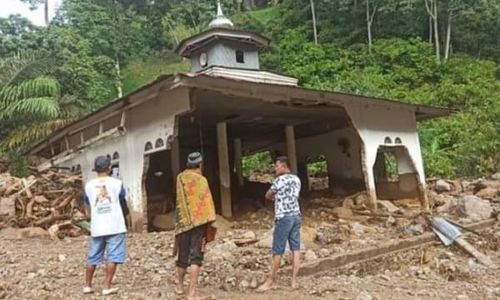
[209,1,234,29]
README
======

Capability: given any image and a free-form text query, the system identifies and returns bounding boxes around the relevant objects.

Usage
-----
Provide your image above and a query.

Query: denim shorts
[87,233,126,265]
[272,214,301,255]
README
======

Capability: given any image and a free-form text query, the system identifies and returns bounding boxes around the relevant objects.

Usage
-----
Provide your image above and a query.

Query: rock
[385,216,396,227]
[449,180,463,193]
[318,248,330,257]
[475,187,498,200]
[152,212,175,231]
[456,295,469,300]
[378,200,401,213]
[343,198,355,208]
[475,180,500,192]
[250,277,258,289]
[435,180,452,193]
[435,194,457,213]
[241,230,256,240]
[351,222,376,236]
[491,172,500,180]
[354,193,368,206]
[356,291,373,300]
[239,280,250,290]
[304,250,318,261]
[456,195,493,221]
[406,224,424,235]
[0,197,15,216]
[332,207,353,219]
[58,254,66,262]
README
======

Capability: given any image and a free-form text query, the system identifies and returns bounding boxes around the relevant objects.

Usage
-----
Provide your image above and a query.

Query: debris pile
[0,170,85,239]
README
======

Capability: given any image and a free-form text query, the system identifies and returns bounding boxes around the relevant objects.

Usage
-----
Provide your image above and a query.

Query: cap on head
[187,152,203,168]
[94,155,111,173]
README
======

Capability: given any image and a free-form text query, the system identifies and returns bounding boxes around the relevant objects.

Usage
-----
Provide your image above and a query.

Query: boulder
[456,195,493,221]
[475,180,500,191]
[475,187,498,200]
[435,180,452,193]
[152,212,175,231]
[257,227,305,251]
[435,194,457,213]
[354,193,368,206]
[491,172,500,180]
[377,200,401,214]
[332,207,353,219]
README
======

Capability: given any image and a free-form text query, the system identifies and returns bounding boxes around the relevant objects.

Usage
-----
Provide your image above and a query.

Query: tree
[365,0,379,53]
[0,52,86,151]
[310,0,318,44]
[424,0,440,62]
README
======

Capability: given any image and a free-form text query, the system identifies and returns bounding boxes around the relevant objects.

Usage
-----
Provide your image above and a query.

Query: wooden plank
[234,138,244,187]
[285,125,298,173]
[217,122,232,218]
[298,218,496,277]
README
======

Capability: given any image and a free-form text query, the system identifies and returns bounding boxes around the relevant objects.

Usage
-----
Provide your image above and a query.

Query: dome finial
[209,1,234,29]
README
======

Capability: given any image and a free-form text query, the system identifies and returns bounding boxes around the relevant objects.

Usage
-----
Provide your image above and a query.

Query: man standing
[258,156,302,291]
[83,156,128,296]
[175,152,216,300]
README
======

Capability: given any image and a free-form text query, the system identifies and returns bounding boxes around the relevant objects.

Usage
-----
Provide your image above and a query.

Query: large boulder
[456,195,493,222]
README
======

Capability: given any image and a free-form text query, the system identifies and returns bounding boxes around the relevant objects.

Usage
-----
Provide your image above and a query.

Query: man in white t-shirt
[83,156,128,296]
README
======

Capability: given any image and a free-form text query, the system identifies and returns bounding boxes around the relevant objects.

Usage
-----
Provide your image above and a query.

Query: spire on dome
[209,1,234,29]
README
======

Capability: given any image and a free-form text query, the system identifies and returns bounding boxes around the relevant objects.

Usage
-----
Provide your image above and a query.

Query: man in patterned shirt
[258,156,302,292]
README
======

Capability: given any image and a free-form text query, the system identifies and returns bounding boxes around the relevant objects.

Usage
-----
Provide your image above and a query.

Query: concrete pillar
[297,160,309,196]
[233,138,244,187]
[217,122,232,218]
[361,145,378,212]
[285,125,298,173]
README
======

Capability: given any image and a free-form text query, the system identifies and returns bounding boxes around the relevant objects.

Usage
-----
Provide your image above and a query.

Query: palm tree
[0,52,86,152]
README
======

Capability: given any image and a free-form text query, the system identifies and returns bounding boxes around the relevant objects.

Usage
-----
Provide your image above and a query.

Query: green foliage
[8,155,31,178]
[242,151,274,177]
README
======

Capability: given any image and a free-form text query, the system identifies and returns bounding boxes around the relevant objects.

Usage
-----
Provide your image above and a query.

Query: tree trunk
[44,0,49,25]
[366,0,373,53]
[432,0,440,62]
[115,55,123,98]
[428,16,433,43]
[310,0,318,45]
[444,12,452,61]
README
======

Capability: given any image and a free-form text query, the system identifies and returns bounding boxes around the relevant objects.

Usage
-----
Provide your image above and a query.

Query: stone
[239,280,250,290]
[377,200,401,213]
[343,198,355,208]
[456,195,493,221]
[435,194,457,213]
[241,230,256,240]
[332,207,353,219]
[250,277,258,289]
[257,228,305,251]
[385,216,396,227]
[356,291,373,300]
[475,187,498,200]
[491,172,500,180]
[456,295,469,300]
[304,250,318,261]
[152,212,175,231]
[0,197,15,216]
[318,248,330,258]
[0,227,49,239]
[354,193,368,206]
[406,224,424,235]
[351,222,376,236]
[435,180,452,193]
[58,255,66,262]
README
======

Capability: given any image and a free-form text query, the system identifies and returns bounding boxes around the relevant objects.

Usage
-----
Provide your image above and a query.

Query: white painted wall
[343,101,426,203]
[60,87,191,215]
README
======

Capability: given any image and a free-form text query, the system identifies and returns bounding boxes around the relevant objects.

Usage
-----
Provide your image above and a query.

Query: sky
[0,0,61,26]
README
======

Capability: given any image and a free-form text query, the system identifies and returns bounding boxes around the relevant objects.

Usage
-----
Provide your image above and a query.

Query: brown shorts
[175,224,207,269]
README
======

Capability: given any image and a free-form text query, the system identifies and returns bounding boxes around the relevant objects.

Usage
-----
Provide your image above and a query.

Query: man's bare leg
[85,265,96,287]
[103,263,117,289]
[258,255,281,291]
[291,251,300,289]
[187,264,210,300]
[176,267,187,294]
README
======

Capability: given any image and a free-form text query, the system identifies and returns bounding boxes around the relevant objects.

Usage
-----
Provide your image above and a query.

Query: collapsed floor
[1,171,500,299]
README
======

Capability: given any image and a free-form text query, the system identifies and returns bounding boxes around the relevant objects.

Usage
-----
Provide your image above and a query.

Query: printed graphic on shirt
[95,185,112,214]
[270,173,301,219]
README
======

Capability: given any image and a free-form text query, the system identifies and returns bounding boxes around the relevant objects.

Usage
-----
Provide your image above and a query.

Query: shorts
[176,224,207,269]
[87,233,126,265]
[272,214,301,256]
